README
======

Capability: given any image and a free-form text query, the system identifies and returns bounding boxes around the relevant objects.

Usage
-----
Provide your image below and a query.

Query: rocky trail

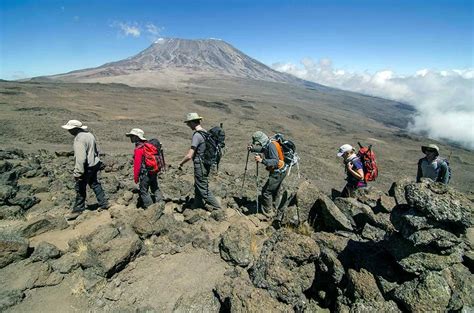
[0,148,473,312]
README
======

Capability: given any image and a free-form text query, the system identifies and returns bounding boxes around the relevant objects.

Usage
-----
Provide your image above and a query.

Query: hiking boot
[65,210,83,221]
[98,203,110,212]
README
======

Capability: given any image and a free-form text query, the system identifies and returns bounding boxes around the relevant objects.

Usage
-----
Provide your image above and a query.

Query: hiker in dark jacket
[416,144,450,184]
[337,144,366,197]
[126,128,163,208]
[178,113,221,210]
[248,131,287,218]
[62,120,108,220]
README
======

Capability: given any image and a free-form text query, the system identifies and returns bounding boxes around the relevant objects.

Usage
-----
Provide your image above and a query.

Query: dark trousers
[341,182,367,198]
[193,162,221,209]
[73,163,108,211]
[261,170,287,215]
[139,170,163,208]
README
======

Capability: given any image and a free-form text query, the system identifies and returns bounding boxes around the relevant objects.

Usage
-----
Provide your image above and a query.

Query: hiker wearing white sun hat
[337,144,366,197]
[62,120,108,220]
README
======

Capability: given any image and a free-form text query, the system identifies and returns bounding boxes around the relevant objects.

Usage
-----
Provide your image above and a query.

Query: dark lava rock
[333,197,377,230]
[311,195,353,232]
[31,241,61,262]
[346,268,384,302]
[19,215,68,238]
[0,205,23,220]
[219,223,254,267]
[250,229,320,307]
[442,263,474,311]
[392,271,451,312]
[215,276,291,312]
[295,179,322,223]
[405,181,473,231]
[0,234,29,268]
[68,224,143,278]
[0,289,24,311]
[388,178,412,206]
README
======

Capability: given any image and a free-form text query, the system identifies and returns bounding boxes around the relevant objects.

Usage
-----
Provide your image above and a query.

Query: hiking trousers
[342,182,367,198]
[73,163,108,211]
[139,170,163,208]
[261,170,287,216]
[193,161,221,209]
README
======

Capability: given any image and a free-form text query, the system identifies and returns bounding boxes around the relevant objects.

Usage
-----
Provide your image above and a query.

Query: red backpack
[357,142,378,182]
[143,139,165,174]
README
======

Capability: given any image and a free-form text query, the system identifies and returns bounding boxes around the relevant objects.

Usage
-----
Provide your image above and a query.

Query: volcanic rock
[0,234,29,268]
[219,223,254,267]
[311,195,353,232]
[31,241,61,262]
[250,229,320,307]
[392,271,452,312]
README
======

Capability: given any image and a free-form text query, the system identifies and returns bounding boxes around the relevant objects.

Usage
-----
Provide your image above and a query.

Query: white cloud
[111,22,141,37]
[273,59,474,150]
[145,23,163,41]
[110,21,164,41]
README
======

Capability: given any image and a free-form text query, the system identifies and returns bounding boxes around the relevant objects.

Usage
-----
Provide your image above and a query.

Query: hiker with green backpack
[126,128,164,208]
[416,144,450,184]
[178,113,221,210]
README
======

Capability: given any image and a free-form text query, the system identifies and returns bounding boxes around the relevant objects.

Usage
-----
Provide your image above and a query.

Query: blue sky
[1,0,473,79]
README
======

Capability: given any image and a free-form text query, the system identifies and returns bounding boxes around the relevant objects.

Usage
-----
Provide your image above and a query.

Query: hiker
[337,144,366,197]
[248,131,287,218]
[126,128,163,208]
[178,113,221,210]
[61,120,108,220]
[416,144,450,184]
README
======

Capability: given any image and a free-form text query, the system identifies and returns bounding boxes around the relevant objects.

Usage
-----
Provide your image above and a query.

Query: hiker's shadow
[233,196,259,215]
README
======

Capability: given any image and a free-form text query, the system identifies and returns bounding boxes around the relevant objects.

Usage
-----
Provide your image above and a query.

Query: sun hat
[252,131,270,147]
[421,144,439,155]
[337,144,353,157]
[61,120,88,130]
[184,113,203,123]
[125,128,146,140]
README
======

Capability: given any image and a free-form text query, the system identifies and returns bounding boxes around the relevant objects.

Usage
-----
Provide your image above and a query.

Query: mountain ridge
[45,38,325,89]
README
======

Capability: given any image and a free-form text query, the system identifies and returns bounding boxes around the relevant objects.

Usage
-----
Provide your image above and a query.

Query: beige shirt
[73,131,100,177]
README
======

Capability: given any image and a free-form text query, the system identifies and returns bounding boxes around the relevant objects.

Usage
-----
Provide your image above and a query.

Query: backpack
[356,142,378,182]
[143,138,165,174]
[436,158,451,183]
[272,133,300,176]
[197,126,226,169]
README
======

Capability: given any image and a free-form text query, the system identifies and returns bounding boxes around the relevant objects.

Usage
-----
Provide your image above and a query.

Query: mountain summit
[48,38,313,87]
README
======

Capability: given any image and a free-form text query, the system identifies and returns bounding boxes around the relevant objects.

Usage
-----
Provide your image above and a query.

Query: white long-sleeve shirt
[73,131,100,177]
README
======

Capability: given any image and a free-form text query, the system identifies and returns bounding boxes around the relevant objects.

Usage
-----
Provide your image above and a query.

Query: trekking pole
[242,149,250,189]
[256,161,259,214]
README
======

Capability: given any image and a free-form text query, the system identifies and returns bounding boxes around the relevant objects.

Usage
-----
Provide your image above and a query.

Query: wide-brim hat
[421,144,439,155]
[126,128,146,140]
[61,120,87,130]
[252,131,269,146]
[337,144,353,157]
[184,112,203,123]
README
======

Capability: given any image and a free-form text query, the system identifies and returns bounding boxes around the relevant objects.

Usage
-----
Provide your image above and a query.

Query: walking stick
[256,161,259,214]
[242,149,250,189]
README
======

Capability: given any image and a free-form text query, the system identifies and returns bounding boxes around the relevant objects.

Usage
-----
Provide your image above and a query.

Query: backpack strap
[271,140,285,170]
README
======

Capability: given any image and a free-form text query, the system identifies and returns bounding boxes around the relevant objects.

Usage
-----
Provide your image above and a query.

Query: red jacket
[133,143,145,183]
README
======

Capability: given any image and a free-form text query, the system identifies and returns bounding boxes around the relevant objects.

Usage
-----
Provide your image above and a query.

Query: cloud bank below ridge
[273,58,474,150]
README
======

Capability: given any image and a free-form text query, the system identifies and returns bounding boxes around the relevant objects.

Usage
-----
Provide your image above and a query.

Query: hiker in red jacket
[126,128,163,208]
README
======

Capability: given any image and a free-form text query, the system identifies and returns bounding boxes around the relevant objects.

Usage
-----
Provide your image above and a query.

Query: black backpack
[197,126,225,169]
[273,133,298,166]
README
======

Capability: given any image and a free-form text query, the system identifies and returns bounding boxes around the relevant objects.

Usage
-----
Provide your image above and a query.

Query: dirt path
[30,210,113,250]
[107,249,229,311]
